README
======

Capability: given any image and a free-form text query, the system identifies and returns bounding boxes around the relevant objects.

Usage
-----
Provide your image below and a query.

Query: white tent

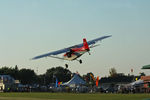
[63,74,86,87]
[131,79,144,86]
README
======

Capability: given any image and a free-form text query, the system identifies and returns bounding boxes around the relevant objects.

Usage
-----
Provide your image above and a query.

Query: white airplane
[32,35,111,67]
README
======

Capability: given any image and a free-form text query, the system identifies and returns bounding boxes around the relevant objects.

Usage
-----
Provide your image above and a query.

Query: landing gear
[77,59,82,64]
[65,64,68,69]
[88,52,91,55]
[65,59,82,68]
[79,59,82,64]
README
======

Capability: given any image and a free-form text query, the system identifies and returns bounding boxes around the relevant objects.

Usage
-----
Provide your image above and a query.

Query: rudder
[83,38,90,51]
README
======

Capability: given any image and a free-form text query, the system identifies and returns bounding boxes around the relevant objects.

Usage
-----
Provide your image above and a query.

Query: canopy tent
[62,74,86,87]
[130,79,144,86]
[142,65,150,69]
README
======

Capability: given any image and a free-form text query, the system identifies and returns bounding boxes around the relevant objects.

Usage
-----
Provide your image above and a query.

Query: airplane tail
[83,38,90,51]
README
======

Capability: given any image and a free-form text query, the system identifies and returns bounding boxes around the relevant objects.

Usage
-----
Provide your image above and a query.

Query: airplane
[32,35,111,67]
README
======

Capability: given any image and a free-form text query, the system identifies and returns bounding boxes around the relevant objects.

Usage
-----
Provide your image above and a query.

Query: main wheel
[65,64,68,68]
[79,60,82,64]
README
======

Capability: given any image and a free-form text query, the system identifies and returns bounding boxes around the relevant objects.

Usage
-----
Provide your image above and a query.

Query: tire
[65,64,68,68]
[79,60,82,64]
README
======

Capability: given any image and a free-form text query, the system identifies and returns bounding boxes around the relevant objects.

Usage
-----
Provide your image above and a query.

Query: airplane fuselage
[63,47,88,61]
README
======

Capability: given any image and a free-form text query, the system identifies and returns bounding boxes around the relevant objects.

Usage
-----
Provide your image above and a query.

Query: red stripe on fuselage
[63,47,87,57]
[72,47,86,52]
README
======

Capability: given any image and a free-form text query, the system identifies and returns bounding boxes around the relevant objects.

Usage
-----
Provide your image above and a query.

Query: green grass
[0,93,150,100]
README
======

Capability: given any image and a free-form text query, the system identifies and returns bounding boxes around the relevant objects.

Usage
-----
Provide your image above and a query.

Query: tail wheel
[79,60,82,64]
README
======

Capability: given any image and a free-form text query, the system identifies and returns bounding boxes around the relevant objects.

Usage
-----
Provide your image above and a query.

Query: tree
[109,68,117,77]
[18,68,37,84]
[36,74,46,85]
[139,72,146,76]
[45,66,72,85]
[0,66,19,79]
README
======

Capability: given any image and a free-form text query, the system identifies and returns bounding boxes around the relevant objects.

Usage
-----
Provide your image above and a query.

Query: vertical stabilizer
[83,38,90,51]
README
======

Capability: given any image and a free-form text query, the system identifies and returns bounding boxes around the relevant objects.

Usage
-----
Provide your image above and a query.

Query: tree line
[0,65,72,85]
[0,66,145,85]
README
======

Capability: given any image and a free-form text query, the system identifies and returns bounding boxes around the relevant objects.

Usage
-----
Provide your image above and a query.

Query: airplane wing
[76,35,112,48]
[32,35,111,60]
[32,48,70,60]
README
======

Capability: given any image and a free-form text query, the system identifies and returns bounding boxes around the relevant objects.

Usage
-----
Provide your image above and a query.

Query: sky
[0,0,150,77]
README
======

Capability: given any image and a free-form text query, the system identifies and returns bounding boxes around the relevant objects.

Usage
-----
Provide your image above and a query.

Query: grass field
[0,93,150,100]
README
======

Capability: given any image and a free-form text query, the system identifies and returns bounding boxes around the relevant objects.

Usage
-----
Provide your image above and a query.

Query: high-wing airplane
[32,35,111,67]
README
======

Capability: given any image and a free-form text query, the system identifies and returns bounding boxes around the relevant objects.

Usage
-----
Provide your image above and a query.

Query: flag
[58,82,63,85]
[56,78,58,88]
[96,76,99,87]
